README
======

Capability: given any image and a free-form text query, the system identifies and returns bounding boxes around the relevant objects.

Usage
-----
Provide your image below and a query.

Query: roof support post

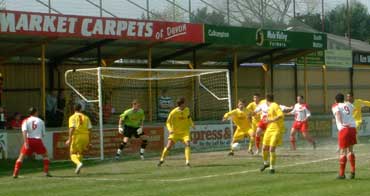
[304,55,308,103]
[148,47,153,122]
[322,65,328,112]
[233,51,238,106]
[41,43,46,120]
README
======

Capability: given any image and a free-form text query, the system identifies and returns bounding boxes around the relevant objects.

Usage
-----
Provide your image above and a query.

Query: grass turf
[1,138,370,196]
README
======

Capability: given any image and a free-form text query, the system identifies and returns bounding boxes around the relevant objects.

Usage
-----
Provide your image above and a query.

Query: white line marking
[27,154,351,183]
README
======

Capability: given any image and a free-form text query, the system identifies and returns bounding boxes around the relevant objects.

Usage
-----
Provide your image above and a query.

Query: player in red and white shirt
[13,107,51,178]
[288,95,316,150]
[254,99,291,154]
[332,93,356,179]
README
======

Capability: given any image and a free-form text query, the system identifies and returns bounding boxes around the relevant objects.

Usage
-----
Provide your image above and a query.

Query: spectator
[158,89,174,122]
[55,91,66,126]
[0,73,3,105]
[46,91,58,126]
[10,112,22,130]
[0,106,7,130]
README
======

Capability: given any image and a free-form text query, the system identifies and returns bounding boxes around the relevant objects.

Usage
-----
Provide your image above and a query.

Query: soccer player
[65,104,92,174]
[346,93,370,139]
[260,94,285,174]
[115,99,147,160]
[254,98,269,154]
[223,99,253,155]
[158,97,194,167]
[246,94,261,154]
[13,107,51,178]
[288,95,316,150]
[332,93,356,179]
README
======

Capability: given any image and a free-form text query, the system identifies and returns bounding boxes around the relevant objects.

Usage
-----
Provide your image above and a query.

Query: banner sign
[296,50,325,66]
[204,25,327,50]
[353,52,370,65]
[257,29,327,49]
[164,124,248,150]
[204,25,256,45]
[53,126,164,160]
[325,49,353,68]
[0,10,203,43]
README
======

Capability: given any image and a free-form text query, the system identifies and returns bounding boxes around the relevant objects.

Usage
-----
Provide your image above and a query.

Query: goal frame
[65,67,233,160]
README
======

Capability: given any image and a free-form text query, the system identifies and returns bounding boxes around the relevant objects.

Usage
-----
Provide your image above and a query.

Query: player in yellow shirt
[246,94,261,154]
[346,93,370,132]
[259,94,285,174]
[223,99,253,155]
[65,103,92,174]
[158,97,194,167]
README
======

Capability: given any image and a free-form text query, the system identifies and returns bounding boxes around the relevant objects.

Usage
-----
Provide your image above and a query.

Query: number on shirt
[32,121,37,130]
[343,106,350,115]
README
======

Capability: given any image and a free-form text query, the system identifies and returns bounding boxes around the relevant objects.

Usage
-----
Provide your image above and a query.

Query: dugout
[0,9,332,125]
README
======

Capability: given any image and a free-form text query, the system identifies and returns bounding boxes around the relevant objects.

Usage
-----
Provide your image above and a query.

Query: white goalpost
[65,67,233,160]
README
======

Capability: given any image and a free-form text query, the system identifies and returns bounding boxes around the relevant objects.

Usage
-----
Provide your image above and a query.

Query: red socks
[339,155,347,176]
[348,153,355,173]
[255,136,260,149]
[13,160,22,176]
[43,159,50,173]
[290,137,296,150]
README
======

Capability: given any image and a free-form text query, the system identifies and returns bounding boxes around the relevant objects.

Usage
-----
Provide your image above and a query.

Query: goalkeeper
[115,99,147,160]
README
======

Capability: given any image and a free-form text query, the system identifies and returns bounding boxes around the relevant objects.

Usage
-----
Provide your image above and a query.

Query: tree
[296,1,370,41]
[190,7,227,25]
[146,0,186,22]
[230,0,294,28]
[0,0,5,10]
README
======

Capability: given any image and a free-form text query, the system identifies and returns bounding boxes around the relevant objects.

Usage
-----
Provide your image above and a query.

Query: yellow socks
[71,154,81,166]
[160,147,169,161]
[185,146,191,163]
[270,152,276,169]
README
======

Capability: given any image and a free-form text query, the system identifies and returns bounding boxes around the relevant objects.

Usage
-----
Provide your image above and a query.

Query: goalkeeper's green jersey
[120,108,145,128]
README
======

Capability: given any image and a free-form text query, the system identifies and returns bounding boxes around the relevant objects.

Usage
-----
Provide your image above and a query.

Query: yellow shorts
[168,133,190,143]
[70,134,89,154]
[233,127,254,141]
[262,130,282,147]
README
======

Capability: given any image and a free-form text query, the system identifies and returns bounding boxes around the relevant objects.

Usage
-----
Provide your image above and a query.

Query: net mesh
[65,68,231,125]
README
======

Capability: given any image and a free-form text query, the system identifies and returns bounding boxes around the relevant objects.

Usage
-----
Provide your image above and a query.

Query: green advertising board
[257,29,327,49]
[325,49,352,68]
[296,50,325,66]
[204,25,256,45]
[204,25,327,50]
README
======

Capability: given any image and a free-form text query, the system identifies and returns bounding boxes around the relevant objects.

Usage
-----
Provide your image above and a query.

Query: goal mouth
[65,67,233,160]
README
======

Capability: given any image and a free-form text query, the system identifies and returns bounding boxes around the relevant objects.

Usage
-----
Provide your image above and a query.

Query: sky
[2,0,369,20]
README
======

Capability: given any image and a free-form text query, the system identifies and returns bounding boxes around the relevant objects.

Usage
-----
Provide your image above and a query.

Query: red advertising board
[53,126,164,160]
[0,10,204,43]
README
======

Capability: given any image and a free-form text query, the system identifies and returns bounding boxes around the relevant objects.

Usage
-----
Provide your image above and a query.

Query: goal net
[65,67,232,160]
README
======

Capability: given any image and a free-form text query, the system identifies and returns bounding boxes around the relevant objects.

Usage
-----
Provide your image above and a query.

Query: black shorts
[123,125,143,138]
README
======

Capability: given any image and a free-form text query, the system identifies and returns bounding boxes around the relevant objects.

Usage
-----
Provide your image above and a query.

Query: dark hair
[253,93,260,97]
[74,104,82,112]
[298,95,304,99]
[28,107,37,115]
[176,97,185,107]
[266,94,274,102]
[238,99,246,104]
[335,93,345,103]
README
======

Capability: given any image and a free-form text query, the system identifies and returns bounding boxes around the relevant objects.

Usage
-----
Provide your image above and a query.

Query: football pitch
[1,139,370,196]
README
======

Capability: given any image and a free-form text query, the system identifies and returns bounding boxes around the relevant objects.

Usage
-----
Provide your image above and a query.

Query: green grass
[1,138,370,196]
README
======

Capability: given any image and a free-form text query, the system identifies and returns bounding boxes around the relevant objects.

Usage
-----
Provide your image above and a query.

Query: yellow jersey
[246,101,261,123]
[68,112,92,134]
[266,102,285,133]
[166,107,194,135]
[224,108,251,130]
[351,99,370,123]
